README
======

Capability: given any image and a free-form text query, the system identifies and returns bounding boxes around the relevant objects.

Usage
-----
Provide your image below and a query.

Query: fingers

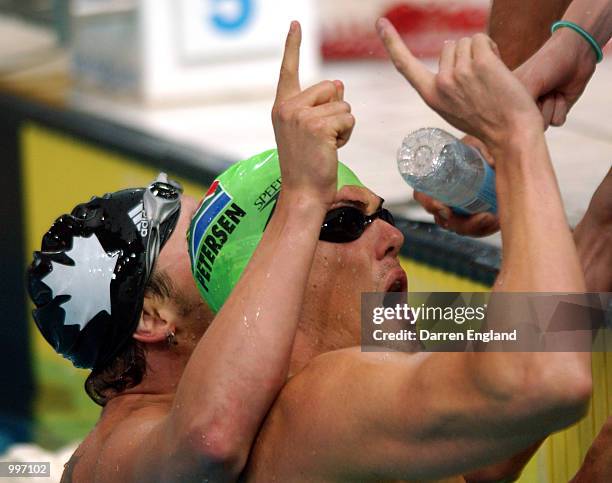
[421,132,500,237]
[275,21,302,104]
[336,114,356,148]
[308,100,351,118]
[448,212,499,237]
[334,80,344,101]
[551,93,568,126]
[439,40,456,75]
[326,113,356,148]
[414,191,448,217]
[309,101,355,147]
[540,95,555,129]
[461,135,495,167]
[376,17,435,97]
[295,101,355,148]
[472,33,500,62]
[414,191,500,237]
[434,208,499,237]
[490,39,501,59]
[325,112,355,132]
[298,80,341,106]
[455,37,472,70]
[414,191,452,227]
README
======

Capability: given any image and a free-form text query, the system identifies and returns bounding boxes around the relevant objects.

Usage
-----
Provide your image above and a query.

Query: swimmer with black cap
[29,20,357,483]
[30,173,183,372]
[27,21,359,480]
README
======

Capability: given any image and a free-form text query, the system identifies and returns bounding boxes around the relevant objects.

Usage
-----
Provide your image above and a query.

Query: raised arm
[246,24,593,481]
[96,22,355,482]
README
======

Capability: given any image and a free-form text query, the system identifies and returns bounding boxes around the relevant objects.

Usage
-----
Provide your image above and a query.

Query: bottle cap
[397,127,457,178]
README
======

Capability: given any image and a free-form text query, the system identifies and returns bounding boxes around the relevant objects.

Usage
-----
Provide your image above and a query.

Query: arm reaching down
[488,0,573,69]
[515,0,612,126]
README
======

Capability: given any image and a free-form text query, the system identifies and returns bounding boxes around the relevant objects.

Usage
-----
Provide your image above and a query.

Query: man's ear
[133,297,174,344]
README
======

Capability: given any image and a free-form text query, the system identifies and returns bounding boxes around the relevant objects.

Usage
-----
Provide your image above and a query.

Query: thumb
[551,93,569,126]
[539,95,555,129]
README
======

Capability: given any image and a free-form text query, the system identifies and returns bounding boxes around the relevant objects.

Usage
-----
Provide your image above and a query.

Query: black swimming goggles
[319,206,396,243]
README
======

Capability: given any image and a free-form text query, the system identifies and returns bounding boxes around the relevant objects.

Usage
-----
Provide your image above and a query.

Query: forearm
[562,0,612,47]
[468,127,590,429]
[492,128,585,292]
[172,190,326,468]
[488,0,573,68]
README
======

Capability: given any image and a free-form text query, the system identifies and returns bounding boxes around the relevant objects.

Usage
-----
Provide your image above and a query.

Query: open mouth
[387,279,403,292]
[382,269,407,309]
[384,268,408,293]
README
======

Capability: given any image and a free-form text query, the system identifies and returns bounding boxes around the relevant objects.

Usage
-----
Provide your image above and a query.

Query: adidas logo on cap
[129,202,149,237]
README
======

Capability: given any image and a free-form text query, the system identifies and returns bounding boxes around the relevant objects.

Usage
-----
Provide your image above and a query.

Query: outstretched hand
[272,21,355,207]
[376,17,542,149]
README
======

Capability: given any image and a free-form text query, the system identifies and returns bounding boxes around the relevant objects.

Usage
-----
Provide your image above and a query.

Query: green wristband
[551,20,604,63]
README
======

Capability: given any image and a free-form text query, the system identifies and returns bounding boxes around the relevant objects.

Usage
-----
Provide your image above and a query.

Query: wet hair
[84,270,173,406]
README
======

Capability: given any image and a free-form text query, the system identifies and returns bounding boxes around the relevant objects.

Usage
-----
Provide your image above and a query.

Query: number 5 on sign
[176,0,303,62]
[210,0,252,32]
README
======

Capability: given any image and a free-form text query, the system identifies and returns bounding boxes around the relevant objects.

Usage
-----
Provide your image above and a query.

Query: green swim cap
[188,149,364,313]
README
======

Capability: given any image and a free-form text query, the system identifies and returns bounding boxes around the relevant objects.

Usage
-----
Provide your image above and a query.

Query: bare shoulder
[272,347,412,410]
[244,348,420,480]
[63,397,169,483]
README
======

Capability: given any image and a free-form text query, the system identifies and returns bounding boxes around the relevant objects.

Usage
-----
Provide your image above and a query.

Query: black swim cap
[27,174,182,369]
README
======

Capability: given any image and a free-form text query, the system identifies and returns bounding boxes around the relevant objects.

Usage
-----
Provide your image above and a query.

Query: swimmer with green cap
[188,148,367,313]
[184,19,597,483]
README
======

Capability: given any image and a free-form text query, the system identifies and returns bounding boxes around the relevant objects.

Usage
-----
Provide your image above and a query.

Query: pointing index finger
[275,21,302,103]
[376,17,435,98]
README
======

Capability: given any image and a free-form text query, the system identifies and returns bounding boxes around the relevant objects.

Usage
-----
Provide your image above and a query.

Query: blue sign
[210,0,253,32]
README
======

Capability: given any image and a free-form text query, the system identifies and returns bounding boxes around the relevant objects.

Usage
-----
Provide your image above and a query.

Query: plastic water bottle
[397,128,497,215]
